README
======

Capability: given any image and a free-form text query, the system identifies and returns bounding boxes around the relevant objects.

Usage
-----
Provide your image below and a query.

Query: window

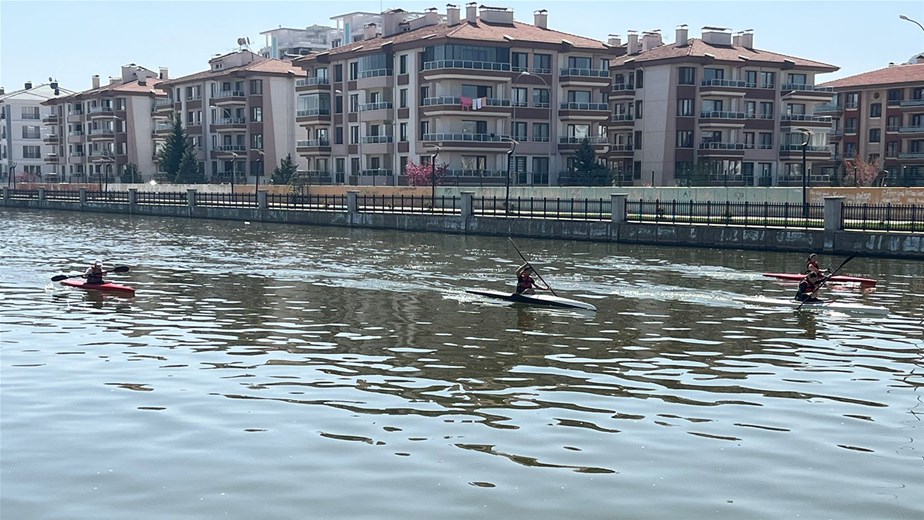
[461,120,488,134]
[886,141,899,157]
[635,100,643,119]
[568,56,592,69]
[703,99,724,113]
[635,69,644,88]
[567,124,590,139]
[349,94,359,112]
[21,125,41,139]
[887,115,900,131]
[400,123,408,142]
[249,79,263,95]
[745,101,756,117]
[846,93,859,108]
[512,121,527,140]
[744,132,755,147]
[351,157,360,175]
[399,55,408,75]
[399,88,408,108]
[759,102,774,118]
[534,54,551,73]
[703,68,724,81]
[23,145,41,159]
[758,132,773,149]
[760,71,775,88]
[745,70,757,86]
[532,88,550,107]
[512,52,528,72]
[461,155,487,171]
[350,125,359,144]
[677,98,694,116]
[334,64,343,82]
[512,87,528,107]
[419,86,429,99]
[845,117,857,133]
[870,103,882,117]
[251,134,263,149]
[869,128,881,143]
[532,123,549,142]
[349,62,359,80]
[567,90,592,103]
[677,130,693,148]
[335,95,343,114]
[787,73,807,86]
[634,130,642,149]
[419,120,429,136]
[887,89,903,106]
[335,126,343,145]
[251,106,262,122]
[21,106,40,119]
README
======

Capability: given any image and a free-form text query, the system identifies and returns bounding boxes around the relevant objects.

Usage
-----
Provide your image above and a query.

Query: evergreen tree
[570,138,611,185]
[271,153,298,185]
[156,115,189,182]
[176,148,204,184]
[120,163,141,183]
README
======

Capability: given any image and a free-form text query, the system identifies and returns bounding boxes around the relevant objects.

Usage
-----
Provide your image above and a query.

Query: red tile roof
[162,56,304,85]
[611,38,837,72]
[48,78,166,103]
[819,62,924,88]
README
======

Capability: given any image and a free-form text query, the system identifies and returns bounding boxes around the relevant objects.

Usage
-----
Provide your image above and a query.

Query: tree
[403,160,448,187]
[842,154,884,187]
[271,153,298,185]
[120,163,141,183]
[156,115,189,183]
[569,138,611,185]
[176,148,204,184]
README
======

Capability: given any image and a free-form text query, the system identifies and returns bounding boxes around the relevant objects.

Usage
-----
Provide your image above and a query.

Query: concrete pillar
[38,188,46,202]
[187,188,197,210]
[823,196,845,232]
[2,187,8,201]
[611,193,628,224]
[347,191,358,214]
[461,191,474,217]
[258,190,268,210]
[128,188,138,207]
[79,188,87,205]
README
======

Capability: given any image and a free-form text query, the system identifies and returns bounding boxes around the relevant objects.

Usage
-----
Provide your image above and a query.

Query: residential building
[818,58,924,186]
[157,50,305,185]
[1,81,75,184]
[42,65,166,184]
[293,3,621,186]
[259,25,340,59]
[608,25,838,187]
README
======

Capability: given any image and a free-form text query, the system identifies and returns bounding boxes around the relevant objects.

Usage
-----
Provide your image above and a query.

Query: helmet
[809,253,817,259]
[94,259,102,266]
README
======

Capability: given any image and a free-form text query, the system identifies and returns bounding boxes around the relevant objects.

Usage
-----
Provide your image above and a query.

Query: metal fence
[627,199,825,228]
[476,196,611,220]
[843,203,923,232]
[266,193,347,211]
[137,192,188,205]
[356,194,459,214]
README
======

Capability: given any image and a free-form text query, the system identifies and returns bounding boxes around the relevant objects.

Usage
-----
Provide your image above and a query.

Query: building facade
[608,26,838,187]
[42,65,166,184]
[1,82,75,184]
[819,59,924,186]
[157,50,305,185]
[293,3,621,186]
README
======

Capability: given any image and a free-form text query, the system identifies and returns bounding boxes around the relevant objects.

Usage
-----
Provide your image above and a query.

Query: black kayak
[466,289,597,311]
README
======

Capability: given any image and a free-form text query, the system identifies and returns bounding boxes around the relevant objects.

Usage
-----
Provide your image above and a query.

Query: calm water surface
[1,208,922,519]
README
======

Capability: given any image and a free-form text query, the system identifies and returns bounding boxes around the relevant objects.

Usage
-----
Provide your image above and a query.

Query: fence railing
[4,189,923,233]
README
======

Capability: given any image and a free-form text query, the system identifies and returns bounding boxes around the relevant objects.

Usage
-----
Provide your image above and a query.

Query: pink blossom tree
[404,160,448,187]
[842,154,885,186]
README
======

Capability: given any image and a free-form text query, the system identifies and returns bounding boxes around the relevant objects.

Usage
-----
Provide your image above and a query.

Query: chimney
[363,22,378,40]
[733,32,742,47]
[466,2,477,23]
[676,25,688,46]
[608,34,622,47]
[24,81,33,90]
[159,67,169,80]
[447,4,460,25]
[139,78,147,86]
[641,30,661,51]
[382,9,404,36]
[741,29,754,49]
[534,9,548,29]
[627,31,639,54]
[92,75,100,89]
[916,54,924,64]
[0,87,5,96]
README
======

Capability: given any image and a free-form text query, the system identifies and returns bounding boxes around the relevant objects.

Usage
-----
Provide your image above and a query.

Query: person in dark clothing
[85,260,105,284]
[515,263,549,295]
[795,271,824,302]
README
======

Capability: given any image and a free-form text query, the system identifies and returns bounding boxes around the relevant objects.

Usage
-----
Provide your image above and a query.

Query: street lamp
[428,144,441,204]
[251,149,264,197]
[798,127,813,218]
[230,152,240,193]
[900,14,924,33]
[8,161,17,189]
[504,138,519,214]
[514,70,553,185]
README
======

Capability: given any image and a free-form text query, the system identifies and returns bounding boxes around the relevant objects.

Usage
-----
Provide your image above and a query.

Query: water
[2,208,922,519]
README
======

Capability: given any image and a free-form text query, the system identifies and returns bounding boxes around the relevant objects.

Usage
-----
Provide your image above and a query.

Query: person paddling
[795,271,825,303]
[805,253,828,277]
[515,263,549,295]
[85,259,106,285]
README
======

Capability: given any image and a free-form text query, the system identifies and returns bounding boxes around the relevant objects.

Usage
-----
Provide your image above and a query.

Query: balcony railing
[359,69,393,78]
[213,90,245,100]
[296,139,331,147]
[214,117,246,125]
[698,142,749,150]
[422,96,511,108]
[780,84,834,93]
[559,136,609,144]
[215,145,246,152]
[779,144,830,152]
[88,106,114,114]
[700,111,748,119]
[422,133,511,142]
[360,102,394,111]
[559,102,609,111]
[899,126,924,133]
[296,77,330,87]
[422,60,511,72]
[559,68,610,78]
[781,114,833,122]
[700,79,749,88]
[296,109,330,117]
[899,99,924,107]
[362,135,394,144]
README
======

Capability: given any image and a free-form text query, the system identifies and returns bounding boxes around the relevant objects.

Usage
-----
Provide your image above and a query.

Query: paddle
[51,265,130,282]
[795,254,856,310]
[508,237,558,296]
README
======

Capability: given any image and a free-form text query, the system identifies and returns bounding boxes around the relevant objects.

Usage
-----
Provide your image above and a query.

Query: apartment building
[157,50,304,185]
[293,3,621,186]
[608,26,838,187]
[42,65,166,184]
[819,58,924,186]
[1,81,75,184]
[259,25,340,59]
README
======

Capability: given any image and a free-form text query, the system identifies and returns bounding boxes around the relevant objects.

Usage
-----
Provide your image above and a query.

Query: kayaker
[805,253,828,276]
[85,260,105,285]
[515,263,549,295]
[795,271,824,303]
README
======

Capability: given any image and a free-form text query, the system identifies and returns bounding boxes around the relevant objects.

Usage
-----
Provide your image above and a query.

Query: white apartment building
[1,81,75,184]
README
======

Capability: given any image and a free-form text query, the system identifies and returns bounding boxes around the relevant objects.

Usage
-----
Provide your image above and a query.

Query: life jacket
[516,272,535,293]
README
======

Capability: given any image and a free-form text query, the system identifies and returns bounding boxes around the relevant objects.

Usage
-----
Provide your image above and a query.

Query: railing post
[79,188,87,205]
[187,188,197,211]
[258,190,268,210]
[38,188,46,203]
[823,196,845,232]
[128,188,138,208]
[611,193,628,224]
[347,191,358,215]
[461,191,474,217]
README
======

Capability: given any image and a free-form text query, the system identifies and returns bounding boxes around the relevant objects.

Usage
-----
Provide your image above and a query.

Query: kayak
[60,278,136,294]
[737,296,888,315]
[763,273,877,286]
[466,289,597,311]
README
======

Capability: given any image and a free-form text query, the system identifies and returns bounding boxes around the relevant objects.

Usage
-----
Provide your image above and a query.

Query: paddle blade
[112,265,130,274]
[50,274,70,282]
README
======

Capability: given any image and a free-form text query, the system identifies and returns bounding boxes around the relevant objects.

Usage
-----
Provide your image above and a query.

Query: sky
[1,0,923,93]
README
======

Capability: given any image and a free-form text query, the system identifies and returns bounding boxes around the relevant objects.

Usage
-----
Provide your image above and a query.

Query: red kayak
[60,278,136,294]
[762,273,877,286]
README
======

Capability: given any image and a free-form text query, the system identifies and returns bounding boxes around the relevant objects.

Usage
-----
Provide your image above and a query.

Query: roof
[298,16,611,63]
[162,55,303,85]
[47,78,166,103]
[818,62,924,89]
[0,83,76,102]
[611,38,837,72]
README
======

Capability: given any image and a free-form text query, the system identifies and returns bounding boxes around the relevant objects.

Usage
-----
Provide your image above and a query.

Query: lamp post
[230,152,240,194]
[8,161,16,190]
[251,149,264,197]
[515,70,552,185]
[428,144,441,204]
[798,127,813,218]
[504,138,518,214]
[900,14,924,33]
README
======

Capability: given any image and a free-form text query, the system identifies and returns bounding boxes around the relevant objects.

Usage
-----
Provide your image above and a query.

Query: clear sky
[1,0,923,93]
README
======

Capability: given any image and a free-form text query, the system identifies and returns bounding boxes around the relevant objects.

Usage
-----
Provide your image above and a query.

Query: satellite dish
[237,37,245,46]
[246,37,251,45]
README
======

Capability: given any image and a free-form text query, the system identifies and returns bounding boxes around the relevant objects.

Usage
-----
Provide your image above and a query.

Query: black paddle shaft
[796,255,856,310]
[51,265,130,282]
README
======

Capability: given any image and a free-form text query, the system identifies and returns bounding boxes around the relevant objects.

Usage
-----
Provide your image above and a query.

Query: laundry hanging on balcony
[460,96,473,110]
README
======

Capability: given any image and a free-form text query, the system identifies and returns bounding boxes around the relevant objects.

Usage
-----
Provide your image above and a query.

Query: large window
[869,128,881,143]
[532,89,550,108]
[760,71,775,88]
[534,54,551,73]
[870,103,882,117]
[423,44,510,65]
[512,52,528,72]
[678,67,695,85]
[677,130,693,148]
[532,123,549,142]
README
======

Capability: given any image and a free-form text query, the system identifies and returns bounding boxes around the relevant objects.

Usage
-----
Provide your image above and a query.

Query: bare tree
[842,154,884,187]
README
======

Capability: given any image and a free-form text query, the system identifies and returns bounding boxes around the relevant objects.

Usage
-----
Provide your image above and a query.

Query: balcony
[422,96,511,117]
[899,98,924,108]
[211,117,247,132]
[780,84,835,93]
[610,83,635,98]
[421,60,511,81]
[559,102,610,120]
[153,98,175,113]
[780,114,833,129]
[295,77,331,92]
[814,103,843,114]
[88,106,115,119]
[421,133,513,151]
[211,90,246,105]
[44,153,59,164]
[699,111,748,127]
[43,134,60,144]
[296,139,331,154]
[700,79,750,96]
[362,135,394,144]
[42,113,59,124]
[899,125,924,135]
[898,152,924,159]
[87,129,116,141]
[559,68,611,86]
[296,108,331,125]
[697,142,749,157]
[778,144,831,158]
[611,114,635,127]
